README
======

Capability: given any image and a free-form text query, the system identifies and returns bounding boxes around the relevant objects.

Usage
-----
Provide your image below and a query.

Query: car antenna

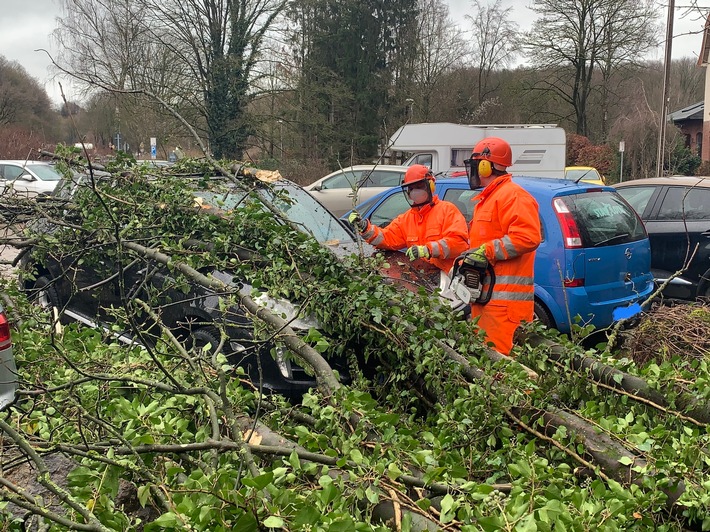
[574,169,593,184]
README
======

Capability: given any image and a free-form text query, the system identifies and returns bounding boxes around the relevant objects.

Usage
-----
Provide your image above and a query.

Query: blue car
[346,176,654,334]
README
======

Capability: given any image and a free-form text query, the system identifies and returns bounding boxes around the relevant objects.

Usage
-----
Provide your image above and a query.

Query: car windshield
[200,181,355,245]
[26,164,63,181]
[559,191,646,247]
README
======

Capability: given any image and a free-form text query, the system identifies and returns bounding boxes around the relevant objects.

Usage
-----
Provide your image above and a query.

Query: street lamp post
[405,98,414,122]
[656,0,675,177]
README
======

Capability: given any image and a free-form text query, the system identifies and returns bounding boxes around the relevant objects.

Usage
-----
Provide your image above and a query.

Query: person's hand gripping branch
[348,210,369,232]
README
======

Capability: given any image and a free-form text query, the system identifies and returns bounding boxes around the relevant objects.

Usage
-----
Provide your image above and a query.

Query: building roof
[699,12,710,66]
[668,101,704,123]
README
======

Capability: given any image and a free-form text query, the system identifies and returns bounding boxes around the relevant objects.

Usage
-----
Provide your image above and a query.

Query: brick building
[669,101,703,158]
[667,13,710,162]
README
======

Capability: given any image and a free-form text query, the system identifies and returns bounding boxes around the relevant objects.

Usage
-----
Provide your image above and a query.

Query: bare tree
[411,0,468,122]
[465,0,520,106]
[595,0,660,138]
[54,0,159,94]
[143,0,287,158]
[54,0,287,159]
[524,0,658,139]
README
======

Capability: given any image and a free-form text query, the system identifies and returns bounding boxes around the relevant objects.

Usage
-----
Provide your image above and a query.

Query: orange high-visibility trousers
[470,303,521,356]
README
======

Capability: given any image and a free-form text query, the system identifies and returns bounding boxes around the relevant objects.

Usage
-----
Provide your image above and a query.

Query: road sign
[150,137,157,160]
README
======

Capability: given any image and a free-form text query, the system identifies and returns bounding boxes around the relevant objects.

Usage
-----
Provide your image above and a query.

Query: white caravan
[387,123,567,179]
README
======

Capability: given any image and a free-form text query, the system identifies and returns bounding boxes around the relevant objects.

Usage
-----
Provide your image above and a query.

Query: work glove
[465,244,488,267]
[348,210,368,232]
[405,245,430,261]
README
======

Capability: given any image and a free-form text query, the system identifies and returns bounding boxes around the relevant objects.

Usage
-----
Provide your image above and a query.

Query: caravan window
[410,153,432,168]
[451,149,470,167]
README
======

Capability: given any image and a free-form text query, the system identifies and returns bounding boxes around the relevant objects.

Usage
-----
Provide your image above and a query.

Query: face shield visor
[402,178,434,207]
[464,147,492,189]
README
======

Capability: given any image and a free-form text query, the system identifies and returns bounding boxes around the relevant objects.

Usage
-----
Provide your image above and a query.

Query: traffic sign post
[619,140,625,183]
[150,137,157,160]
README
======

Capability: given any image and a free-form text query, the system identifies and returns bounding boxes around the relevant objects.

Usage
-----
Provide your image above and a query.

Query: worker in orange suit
[348,164,469,274]
[461,137,541,356]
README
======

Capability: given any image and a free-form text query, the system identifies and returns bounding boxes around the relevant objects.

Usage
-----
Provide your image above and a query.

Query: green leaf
[137,485,152,507]
[349,448,363,464]
[288,449,301,470]
[440,493,455,515]
[234,512,258,531]
[263,515,285,528]
[151,512,179,527]
[386,462,403,480]
[242,472,274,490]
[293,506,320,527]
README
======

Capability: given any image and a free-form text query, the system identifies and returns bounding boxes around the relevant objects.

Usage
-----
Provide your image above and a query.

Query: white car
[0,160,64,196]
[304,164,409,217]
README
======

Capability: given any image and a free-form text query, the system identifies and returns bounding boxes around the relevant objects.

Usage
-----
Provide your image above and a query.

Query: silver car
[0,160,64,196]
[304,164,408,217]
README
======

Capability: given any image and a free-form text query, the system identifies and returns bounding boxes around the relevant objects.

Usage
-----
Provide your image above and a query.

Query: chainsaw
[448,252,496,305]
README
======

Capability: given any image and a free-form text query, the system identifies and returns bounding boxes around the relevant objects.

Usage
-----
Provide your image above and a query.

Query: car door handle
[702,230,710,238]
[347,192,356,197]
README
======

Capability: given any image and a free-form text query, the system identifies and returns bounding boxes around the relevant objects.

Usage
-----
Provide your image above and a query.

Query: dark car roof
[614,176,710,188]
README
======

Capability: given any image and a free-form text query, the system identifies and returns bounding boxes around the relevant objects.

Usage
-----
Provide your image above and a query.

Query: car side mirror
[313,185,322,191]
[19,173,35,182]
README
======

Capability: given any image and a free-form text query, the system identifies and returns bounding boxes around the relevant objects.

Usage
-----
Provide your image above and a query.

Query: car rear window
[558,191,647,247]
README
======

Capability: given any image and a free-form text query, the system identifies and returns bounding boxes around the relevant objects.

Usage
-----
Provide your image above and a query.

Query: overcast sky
[2,0,708,105]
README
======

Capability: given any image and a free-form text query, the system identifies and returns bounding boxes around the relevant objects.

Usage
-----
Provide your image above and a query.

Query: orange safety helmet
[401,164,435,206]
[464,137,512,188]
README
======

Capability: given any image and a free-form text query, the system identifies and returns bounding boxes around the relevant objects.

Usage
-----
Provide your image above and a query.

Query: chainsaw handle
[476,266,496,305]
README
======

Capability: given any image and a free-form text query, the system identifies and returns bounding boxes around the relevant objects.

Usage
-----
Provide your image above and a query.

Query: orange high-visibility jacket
[362,196,469,272]
[469,174,541,321]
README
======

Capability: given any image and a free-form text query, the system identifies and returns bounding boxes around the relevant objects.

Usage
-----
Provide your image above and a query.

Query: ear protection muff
[428,179,435,194]
[478,159,492,178]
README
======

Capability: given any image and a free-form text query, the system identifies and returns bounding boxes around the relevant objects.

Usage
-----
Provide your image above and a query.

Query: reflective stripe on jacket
[362,196,469,272]
[469,174,541,317]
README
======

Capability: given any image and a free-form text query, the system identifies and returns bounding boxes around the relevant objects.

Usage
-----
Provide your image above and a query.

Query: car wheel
[533,300,554,329]
[189,326,223,355]
[33,276,62,312]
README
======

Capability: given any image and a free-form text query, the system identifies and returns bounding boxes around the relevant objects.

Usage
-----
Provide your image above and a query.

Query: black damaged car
[19,170,442,399]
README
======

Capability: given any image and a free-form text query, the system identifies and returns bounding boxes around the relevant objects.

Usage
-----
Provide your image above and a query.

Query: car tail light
[0,311,11,351]
[563,278,585,288]
[553,198,583,248]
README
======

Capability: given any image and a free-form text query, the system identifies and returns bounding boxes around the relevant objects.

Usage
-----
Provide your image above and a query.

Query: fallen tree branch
[519,331,710,426]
